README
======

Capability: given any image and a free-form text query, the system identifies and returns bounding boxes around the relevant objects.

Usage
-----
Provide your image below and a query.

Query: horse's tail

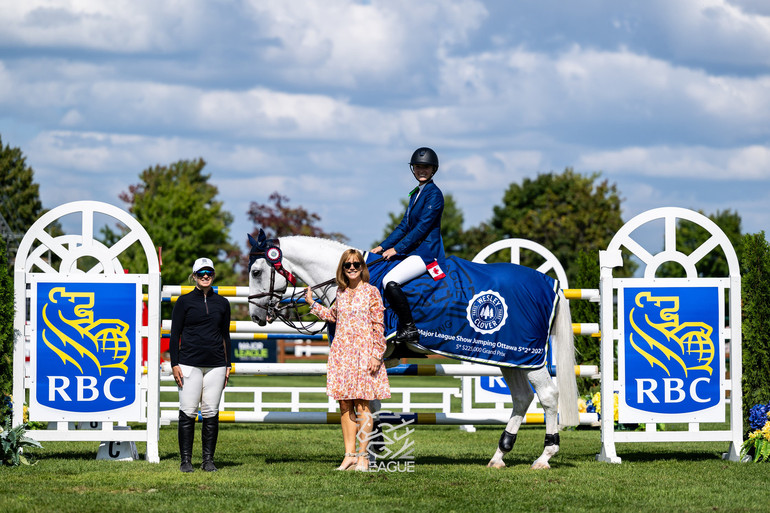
[553,289,579,427]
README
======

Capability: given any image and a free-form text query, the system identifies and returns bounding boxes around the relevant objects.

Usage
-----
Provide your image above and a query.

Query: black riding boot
[178,411,196,473]
[201,414,220,472]
[384,282,419,344]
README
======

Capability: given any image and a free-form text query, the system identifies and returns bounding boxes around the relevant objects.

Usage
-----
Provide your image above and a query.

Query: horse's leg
[527,366,560,470]
[487,367,533,469]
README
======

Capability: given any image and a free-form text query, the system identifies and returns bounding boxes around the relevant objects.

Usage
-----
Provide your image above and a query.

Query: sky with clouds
[1,0,769,261]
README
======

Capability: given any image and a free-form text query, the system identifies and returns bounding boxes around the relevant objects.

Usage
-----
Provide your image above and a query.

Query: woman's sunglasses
[342,262,362,270]
[195,270,215,278]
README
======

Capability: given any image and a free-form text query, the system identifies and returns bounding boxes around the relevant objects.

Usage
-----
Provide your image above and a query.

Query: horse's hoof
[530,461,550,470]
[487,460,506,469]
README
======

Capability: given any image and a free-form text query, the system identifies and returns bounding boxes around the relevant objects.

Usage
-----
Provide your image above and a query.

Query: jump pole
[159,410,599,425]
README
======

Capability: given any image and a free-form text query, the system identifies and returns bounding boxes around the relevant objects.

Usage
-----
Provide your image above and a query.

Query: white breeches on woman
[177,364,227,418]
[382,255,426,286]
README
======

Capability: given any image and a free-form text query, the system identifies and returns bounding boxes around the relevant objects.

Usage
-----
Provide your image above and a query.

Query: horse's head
[247,230,296,326]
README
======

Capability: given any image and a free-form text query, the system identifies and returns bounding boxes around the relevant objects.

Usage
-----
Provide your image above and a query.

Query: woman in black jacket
[169,257,231,472]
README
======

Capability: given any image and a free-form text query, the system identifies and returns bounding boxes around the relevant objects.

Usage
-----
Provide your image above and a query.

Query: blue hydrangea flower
[748,403,770,431]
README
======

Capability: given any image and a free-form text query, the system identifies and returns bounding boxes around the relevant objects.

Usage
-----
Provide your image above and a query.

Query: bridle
[246,235,295,321]
[246,230,384,335]
[246,232,335,335]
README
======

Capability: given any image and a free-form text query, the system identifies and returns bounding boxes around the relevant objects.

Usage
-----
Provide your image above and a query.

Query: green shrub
[572,248,600,395]
[1,416,42,466]
[0,234,13,397]
[741,232,770,434]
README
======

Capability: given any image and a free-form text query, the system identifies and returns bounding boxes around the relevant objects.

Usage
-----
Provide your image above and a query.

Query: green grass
[2,423,768,513]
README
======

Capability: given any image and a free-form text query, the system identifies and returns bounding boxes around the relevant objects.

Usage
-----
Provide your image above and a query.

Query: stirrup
[396,323,419,343]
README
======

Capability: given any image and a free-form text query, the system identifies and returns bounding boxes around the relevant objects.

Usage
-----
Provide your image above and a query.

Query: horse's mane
[282,235,358,252]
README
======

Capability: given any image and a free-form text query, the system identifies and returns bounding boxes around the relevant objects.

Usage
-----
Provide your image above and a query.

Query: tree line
[1,136,767,422]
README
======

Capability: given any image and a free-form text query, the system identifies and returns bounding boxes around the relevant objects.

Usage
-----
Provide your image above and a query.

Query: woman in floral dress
[305,249,390,471]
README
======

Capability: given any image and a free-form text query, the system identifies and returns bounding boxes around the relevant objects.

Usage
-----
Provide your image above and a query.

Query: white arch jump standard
[12,201,161,462]
[597,207,743,463]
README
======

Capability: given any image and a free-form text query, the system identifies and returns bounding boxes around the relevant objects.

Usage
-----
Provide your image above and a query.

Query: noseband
[247,231,385,335]
[247,237,297,322]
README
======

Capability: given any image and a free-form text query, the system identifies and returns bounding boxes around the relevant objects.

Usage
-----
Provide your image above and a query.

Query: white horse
[247,232,579,470]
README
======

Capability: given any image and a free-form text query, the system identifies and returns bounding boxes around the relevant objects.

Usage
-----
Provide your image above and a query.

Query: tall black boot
[384,282,419,344]
[201,414,220,472]
[178,411,196,473]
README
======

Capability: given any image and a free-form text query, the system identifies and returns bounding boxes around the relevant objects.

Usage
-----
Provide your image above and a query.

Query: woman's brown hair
[335,249,369,290]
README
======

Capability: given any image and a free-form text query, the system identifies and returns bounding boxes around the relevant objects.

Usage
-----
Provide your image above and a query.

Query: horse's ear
[257,229,267,246]
[248,233,258,247]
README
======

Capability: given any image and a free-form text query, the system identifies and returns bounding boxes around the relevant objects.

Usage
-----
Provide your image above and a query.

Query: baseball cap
[192,257,215,273]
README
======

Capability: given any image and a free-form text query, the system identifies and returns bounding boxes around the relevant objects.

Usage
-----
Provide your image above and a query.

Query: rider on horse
[371,147,445,344]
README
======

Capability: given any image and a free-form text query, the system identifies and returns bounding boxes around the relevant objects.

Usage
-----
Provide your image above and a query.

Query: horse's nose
[251,315,266,327]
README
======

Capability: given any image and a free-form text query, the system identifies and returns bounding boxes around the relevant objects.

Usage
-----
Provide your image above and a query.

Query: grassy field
[3,372,767,512]
[2,423,768,513]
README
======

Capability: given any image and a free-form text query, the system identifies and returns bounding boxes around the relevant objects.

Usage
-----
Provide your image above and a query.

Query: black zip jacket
[169,287,231,368]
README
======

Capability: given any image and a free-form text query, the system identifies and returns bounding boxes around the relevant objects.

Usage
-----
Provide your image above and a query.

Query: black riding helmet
[409,147,439,176]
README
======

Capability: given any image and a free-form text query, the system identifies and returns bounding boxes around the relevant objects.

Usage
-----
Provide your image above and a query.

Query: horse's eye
[251,269,261,278]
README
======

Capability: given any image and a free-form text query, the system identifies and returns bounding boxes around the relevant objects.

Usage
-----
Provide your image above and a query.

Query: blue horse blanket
[365,255,560,368]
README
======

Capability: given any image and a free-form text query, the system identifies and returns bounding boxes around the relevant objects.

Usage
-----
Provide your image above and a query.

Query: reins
[247,238,387,336]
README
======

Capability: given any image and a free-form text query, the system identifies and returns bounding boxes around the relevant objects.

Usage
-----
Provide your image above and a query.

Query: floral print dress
[310,282,390,400]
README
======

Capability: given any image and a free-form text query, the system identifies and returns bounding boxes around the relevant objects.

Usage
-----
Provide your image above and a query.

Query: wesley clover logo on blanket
[466,290,509,334]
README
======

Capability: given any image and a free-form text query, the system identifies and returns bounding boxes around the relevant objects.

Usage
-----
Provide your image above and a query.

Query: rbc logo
[36,283,137,413]
[624,287,719,416]
[479,376,510,395]
[466,290,508,335]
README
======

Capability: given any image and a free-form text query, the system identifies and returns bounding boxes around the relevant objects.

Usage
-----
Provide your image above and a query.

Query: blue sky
[1,0,769,257]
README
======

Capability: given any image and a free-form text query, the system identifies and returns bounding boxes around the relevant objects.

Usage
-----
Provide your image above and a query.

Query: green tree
[374,193,467,258]
[0,234,13,396]
[741,232,770,433]
[454,222,500,261]
[0,137,44,267]
[247,192,348,244]
[112,159,240,286]
[658,209,743,278]
[488,168,634,283]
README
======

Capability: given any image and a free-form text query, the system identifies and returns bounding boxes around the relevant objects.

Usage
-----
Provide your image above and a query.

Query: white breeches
[382,255,426,286]
[177,364,227,418]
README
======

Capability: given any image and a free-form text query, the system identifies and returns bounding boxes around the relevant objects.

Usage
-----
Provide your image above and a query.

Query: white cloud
[577,145,770,180]
[3,0,770,248]
[242,0,487,88]
[730,0,770,16]
[1,1,183,51]
[659,0,770,67]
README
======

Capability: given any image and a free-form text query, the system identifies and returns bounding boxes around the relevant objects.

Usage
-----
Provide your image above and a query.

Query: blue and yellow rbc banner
[621,286,722,423]
[34,282,138,418]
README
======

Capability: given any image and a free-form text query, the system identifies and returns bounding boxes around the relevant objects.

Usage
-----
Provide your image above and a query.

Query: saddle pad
[366,255,560,368]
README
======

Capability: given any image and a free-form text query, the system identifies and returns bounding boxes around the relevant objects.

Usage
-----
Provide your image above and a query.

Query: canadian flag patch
[426,260,446,281]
